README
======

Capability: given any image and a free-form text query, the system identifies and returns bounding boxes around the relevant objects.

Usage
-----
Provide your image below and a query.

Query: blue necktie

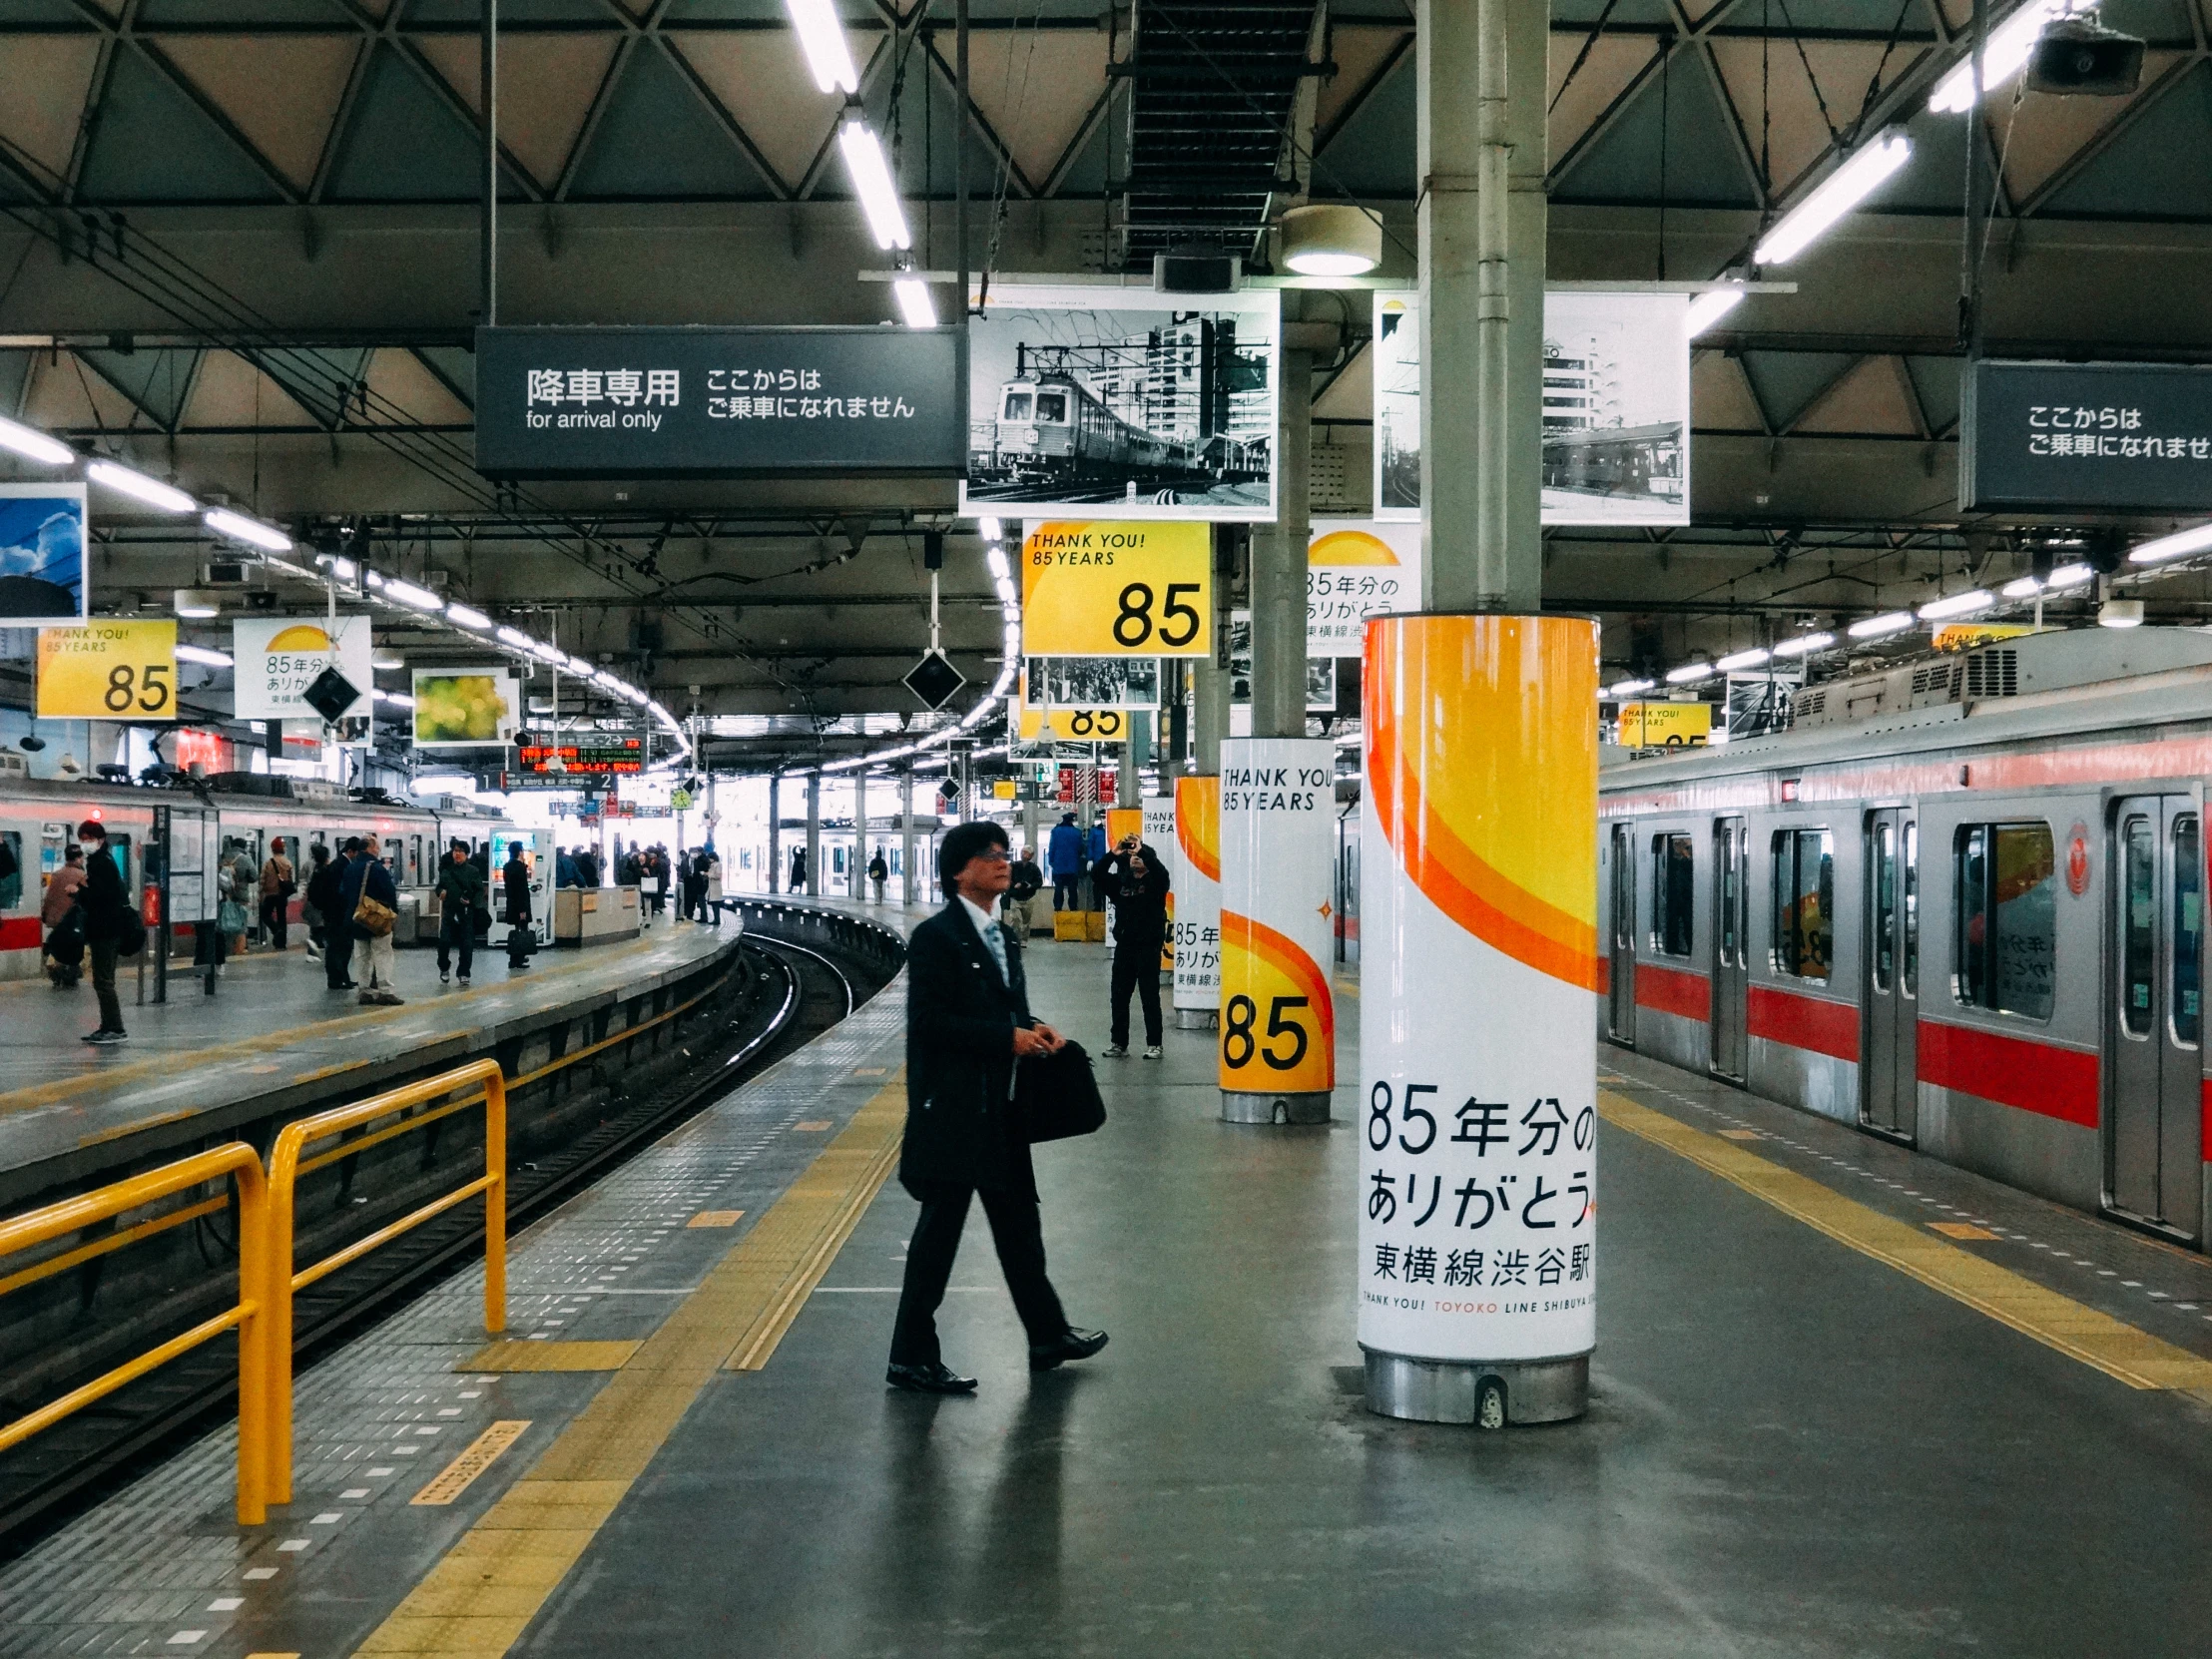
[981,915,1008,983]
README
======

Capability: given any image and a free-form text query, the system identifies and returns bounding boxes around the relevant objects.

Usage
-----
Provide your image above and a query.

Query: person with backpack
[42,843,87,989]
[259,836,295,950]
[76,820,133,1044]
[354,832,403,1005]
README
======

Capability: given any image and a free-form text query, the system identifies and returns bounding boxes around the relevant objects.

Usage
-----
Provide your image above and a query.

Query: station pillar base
[1220,1089,1330,1125]
[1175,1008,1216,1030]
[1362,1348,1589,1426]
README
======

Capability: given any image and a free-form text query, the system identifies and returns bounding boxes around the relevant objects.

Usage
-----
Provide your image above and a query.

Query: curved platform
[5,903,2212,1657]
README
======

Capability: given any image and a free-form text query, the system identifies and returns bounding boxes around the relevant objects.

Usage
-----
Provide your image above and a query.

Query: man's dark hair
[342,836,362,854]
[938,820,1009,896]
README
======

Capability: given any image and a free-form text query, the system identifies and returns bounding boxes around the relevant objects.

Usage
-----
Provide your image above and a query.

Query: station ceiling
[4,0,2212,759]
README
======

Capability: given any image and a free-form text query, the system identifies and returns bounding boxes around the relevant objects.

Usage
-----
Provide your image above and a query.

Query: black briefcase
[1016,1040,1107,1144]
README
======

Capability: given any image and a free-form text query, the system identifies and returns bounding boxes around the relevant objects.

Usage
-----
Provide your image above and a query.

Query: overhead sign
[1962,359,2212,511]
[1307,520,1418,655]
[0,483,88,630]
[474,326,964,479]
[412,668,521,747]
[1020,521,1212,656]
[37,620,177,719]
[964,286,1280,522]
[1015,705,1128,742]
[516,733,644,775]
[232,615,372,721]
[1373,289,1691,526]
[1617,701,1711,748]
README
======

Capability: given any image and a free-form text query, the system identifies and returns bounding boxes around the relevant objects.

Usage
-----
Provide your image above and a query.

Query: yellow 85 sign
[37,621,179,720]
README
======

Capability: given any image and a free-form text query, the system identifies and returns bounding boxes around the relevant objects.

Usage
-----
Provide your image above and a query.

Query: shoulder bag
[353,891,398,937]
[1015,1039,1106,1144]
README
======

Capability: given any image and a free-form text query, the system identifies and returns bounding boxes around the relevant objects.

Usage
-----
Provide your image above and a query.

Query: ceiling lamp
[2098,598,2145,628]
[89,459,195,514]
[893,276,937,329]
[838,119,911,251]
[0,415,72,467]
[173,588,221,619]
[371,650,405,671]
[1279,205,1382,277]
[1754,130,1914,266]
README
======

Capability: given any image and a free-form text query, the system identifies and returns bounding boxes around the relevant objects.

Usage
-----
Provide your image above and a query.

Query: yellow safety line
[1598,1089,2212,1391]
[350,1072,906,1657]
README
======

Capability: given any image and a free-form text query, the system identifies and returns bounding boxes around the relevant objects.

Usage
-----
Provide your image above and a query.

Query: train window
[1003,390,1033,421]
[1034,391,1068,422]
[1649,832,1693,956]
[1953,823,2056,1021]
[1873,821,1896,992]
[2174,815,2201,1048]
[1771,829,1834,981]
[1903,823,1920,996]
[0,831,21,911]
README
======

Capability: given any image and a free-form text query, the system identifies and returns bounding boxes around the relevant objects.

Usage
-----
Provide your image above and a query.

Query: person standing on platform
[683,849,708,922]
[704,846,724,922]
[355,832,403,1005]
[436,838,483,985]
[1005,845,1044,939]
[1092,834,1172,1058]
[867,846,888,903]
[328,835,365,991]
[1047,813,1083,912]
[790,845,807,894]
[217,837,252,969]
[42,844,87,988]
[76,820,130,1045]
[300,842,331,961]
[504,843,534,969]
[885,820,1108,1394]
[259,836,294,951]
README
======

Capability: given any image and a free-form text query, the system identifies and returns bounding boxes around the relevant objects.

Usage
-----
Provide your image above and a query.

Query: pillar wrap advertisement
[1174,776,1221,1012]
[1359,614,1599,1365]
[1218,739,1337,1096]
[1145,795,1178,971]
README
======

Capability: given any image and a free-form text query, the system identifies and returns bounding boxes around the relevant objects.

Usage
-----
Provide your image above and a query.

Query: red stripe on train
[1918,1019,2098,1129]
[2203,1079,2212,1164]
[1747,982,1860,1061]
[1634,962,1710,1022]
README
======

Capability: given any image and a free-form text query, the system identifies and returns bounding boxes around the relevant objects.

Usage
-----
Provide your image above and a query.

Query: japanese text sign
[232,615,371,722]
[1021,520,1212,657]
[1307,520,1419,654]
[1964,358,2212,511]
[37,620,177,720]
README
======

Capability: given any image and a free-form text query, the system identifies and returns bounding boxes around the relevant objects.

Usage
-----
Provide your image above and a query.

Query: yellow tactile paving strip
[459,1342,643,1374]
[1600,1089,2212,1392]
[351,1072,906,1657]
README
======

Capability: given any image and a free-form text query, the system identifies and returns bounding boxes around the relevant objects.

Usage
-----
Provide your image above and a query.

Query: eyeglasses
[975,848,1012,862]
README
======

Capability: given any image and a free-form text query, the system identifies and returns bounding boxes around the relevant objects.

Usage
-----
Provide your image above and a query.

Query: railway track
[0,918,892,1560]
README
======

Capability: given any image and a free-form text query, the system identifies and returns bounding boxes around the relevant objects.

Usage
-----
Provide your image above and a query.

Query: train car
[1542,422,1685,502]
[986,373,1184,483]
[0,771,517,981]
[1598,625,2212,1252]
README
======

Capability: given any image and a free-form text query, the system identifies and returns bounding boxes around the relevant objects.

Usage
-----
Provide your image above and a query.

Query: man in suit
[888,819,1109,1394]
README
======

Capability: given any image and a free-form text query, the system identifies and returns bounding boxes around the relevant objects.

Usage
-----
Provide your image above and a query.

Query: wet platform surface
[0,915,741,1202]
[6,906,2212,1657]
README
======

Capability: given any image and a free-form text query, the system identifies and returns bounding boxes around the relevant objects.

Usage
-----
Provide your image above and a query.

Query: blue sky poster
[0,483,88,629]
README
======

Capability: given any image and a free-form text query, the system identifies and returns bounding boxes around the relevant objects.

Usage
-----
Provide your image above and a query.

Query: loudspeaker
[1152,253,1242,294]
[2027,18,2143,95]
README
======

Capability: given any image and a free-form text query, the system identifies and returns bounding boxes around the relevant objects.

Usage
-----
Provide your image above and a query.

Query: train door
[1709,818,1748,1079]
[1861,809,1920,1141]
[2107,796,2203,1240]
[1607,824,1636,1045]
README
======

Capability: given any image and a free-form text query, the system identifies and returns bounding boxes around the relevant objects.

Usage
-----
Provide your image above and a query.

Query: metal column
[854,769,869,900]
[805,774,822,897]
[900,767,917,906]
[1249,342,1313,739]
[767,774,781,893]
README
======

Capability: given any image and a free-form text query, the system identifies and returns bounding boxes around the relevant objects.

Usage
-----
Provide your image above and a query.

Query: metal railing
[0,1144,272,1524]
[264,1058,506,1504]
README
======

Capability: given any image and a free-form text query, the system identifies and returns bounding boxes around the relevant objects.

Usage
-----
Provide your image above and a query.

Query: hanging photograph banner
[1724,671,1801,738]
[1024,656,1161,710]
[232,615,372,722]
[1020,520,1213,655]
[1308,520,1421,654]
[37,619,177,719]
[411,668,522,747]
[1174,774,1222,1013]
[964,286,1279,521]
[0,483,89,630]
[1371,290,1691,526]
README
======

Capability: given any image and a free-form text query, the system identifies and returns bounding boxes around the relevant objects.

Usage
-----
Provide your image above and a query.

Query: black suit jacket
[901,899,1037,1198]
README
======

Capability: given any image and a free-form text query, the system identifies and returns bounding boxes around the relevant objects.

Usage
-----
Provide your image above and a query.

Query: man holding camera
[1091,832,1172,1059]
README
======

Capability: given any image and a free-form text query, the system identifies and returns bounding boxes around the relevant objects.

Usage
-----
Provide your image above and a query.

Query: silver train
[0,767,518,979]
[1596,625,2212,1252]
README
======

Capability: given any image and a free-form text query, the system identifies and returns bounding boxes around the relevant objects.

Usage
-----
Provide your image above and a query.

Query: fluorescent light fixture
[176,643,234,668]
[1753,129,1914,267]
[2129,523,2212,564]
[375,690,416,709]
[173,588,221,619]
[984,547,1010,582]
[591,669,624,689]
[88,459,195,514]
[838,120,911,251]
[321,554,359,581]
[0,415,72,467]
[1929,0,2062,113]
[1918,588,1994,620]
[1770,631,1836,660]
[363,571,385,589]
[496,625,535,649]
[2046,562,2094,587]
[1684,285,1747,339]
[994,577,1018,606]
[531,640,567,663]
[2001,575,2042,599]
[978,516,1004,541]
[445,603,492,631]
[783,0,857,93]
[204,508,291,552]
[1605,678,1654,698]
[371,650,404,671]
[565,654,596,677]
[892,277,937,328]
[1716,648,1771,672]
[383,579,442,612]
[1849,610,1918,639]
[1665,662,1716,685]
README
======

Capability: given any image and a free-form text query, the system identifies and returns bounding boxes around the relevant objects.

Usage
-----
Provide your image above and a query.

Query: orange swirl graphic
[1220,908,1336,1091]
[1365,614,1599,990]
[1175,775,1221,882]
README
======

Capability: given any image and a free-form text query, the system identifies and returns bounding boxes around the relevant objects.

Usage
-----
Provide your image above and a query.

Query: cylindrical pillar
[805,774,822,897]
[854,769,869,900]
[1249,347,1312,739]
[1172,775,1220,1028]
[1119,724,1140,808]
[1217,738,1335,1122]
[1359,614,1598,1425]
[767,774,782,894]
[900,768,917,906]
[1191,655,1229,778]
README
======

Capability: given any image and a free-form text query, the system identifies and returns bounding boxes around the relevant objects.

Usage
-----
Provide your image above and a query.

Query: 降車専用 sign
[1963,359,2212,512]
[474,326,963,479]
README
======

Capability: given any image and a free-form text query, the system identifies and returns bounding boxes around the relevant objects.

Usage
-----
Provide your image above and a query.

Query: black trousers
[1052,874,1082,910]
[325,921,354,987]
[259,894,288,949]
[890,1183,1068,1368]
[1110,944,1163,1047]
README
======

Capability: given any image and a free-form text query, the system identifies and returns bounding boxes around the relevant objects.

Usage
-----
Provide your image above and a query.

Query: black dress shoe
[885,1362,978,1394]
[1028,1328,1109,1372]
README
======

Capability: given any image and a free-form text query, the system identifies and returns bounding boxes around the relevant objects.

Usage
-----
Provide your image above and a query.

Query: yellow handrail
[0,1143,271,1525]
[265,1058,505,1505]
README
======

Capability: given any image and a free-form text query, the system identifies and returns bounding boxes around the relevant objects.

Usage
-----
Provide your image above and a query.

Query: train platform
[0,916,743,1206]
[6,912,2212,1656]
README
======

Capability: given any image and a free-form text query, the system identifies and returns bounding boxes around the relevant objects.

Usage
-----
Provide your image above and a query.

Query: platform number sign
[1020,521,1212,658]
[37,621,178,720]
